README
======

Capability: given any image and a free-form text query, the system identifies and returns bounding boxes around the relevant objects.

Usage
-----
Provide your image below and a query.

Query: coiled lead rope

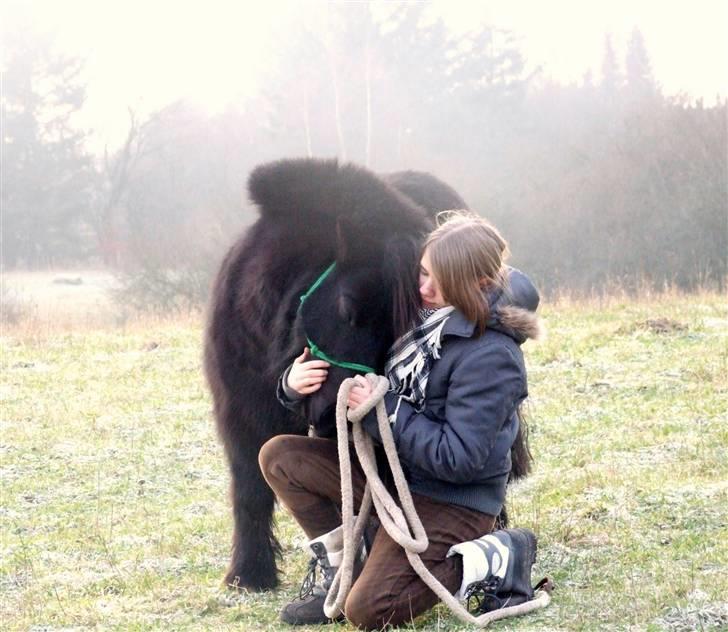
[323,374,552,626]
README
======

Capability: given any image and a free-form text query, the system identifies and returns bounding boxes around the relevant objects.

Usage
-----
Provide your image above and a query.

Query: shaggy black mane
[248,158,432,248]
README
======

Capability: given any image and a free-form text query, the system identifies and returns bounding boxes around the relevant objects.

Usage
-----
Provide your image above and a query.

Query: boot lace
[464,578,507,614]
[298,558,319,599]
[297,556,336,599]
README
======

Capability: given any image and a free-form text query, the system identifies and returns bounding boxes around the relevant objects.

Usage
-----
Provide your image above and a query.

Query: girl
[260,212,541,629]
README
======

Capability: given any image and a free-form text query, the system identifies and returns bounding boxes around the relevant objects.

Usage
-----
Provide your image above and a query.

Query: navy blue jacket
[361,270,540,516]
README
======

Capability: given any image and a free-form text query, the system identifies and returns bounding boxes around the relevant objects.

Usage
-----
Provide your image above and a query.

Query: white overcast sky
[4,0,727,151]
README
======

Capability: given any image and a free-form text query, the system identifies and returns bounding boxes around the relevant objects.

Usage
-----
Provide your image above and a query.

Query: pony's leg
[224,435,280,590]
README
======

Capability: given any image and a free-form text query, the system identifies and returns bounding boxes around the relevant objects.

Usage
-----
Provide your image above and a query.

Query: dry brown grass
[1,269,203,340]
[1,273,726,630]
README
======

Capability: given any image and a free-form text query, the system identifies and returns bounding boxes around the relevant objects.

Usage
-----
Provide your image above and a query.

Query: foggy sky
[3,0,726,154]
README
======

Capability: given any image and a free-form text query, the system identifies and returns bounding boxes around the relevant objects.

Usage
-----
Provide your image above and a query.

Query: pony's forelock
[382,234,426,339]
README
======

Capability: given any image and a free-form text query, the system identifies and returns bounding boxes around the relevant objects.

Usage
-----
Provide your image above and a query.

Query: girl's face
[419,248,447,309]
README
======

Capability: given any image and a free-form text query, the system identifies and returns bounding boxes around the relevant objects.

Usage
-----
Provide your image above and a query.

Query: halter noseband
[298,262,376,374]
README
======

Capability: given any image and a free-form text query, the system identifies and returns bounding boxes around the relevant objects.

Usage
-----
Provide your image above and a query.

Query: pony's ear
[382,234,423,338]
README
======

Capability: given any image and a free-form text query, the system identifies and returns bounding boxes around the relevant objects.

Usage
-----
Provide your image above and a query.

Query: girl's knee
[345,589,394,631]
[258,434,298,478]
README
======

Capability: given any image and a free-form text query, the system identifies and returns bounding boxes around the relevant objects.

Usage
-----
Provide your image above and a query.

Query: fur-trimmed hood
[441,267,544,345]
[490,305,543,344]
[487,267,543,344]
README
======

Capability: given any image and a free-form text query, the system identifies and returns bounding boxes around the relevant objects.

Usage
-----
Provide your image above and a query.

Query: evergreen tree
[600,34,622,96]
[1,26,96,267]
[625,27,659,100]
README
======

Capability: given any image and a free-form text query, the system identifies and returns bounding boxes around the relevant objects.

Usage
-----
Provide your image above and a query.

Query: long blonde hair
[423,211,509,335]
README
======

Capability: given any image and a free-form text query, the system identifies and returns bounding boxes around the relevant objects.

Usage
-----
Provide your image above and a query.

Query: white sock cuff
[306,524,344,557]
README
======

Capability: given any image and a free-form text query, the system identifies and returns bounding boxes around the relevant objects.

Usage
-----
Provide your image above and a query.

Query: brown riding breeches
[259,434,496,630]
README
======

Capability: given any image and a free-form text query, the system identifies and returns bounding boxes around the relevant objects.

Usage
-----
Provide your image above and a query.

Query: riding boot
[280,524,367,625]
[456,527,538,614]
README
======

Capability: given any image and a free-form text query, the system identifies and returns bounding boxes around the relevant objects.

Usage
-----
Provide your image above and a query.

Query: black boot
[280,526,366,626]
[462,528,537,614]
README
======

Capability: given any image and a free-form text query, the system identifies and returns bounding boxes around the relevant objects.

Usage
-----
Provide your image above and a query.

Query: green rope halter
[298,262,376,374]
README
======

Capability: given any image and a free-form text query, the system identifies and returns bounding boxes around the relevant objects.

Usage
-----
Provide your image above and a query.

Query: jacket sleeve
[387,343,524,484]
[276,364,306,412]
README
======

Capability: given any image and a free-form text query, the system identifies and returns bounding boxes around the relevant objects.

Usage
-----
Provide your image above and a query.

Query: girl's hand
[286,348,330,395]
[347,375,373,411]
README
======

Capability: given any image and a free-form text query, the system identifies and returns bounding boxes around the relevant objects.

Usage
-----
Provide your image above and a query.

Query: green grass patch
[2,293,726,630]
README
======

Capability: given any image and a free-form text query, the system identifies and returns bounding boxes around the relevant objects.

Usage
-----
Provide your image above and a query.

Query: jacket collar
[441,309,476,338]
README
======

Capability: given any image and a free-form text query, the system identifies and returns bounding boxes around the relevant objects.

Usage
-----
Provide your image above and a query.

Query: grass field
[1,277,726,630]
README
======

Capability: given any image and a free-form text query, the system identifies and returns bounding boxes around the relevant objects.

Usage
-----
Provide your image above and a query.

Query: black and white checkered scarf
[384,305,455,417]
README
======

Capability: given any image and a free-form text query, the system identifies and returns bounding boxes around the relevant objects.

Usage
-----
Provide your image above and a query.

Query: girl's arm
[364,342,524,483]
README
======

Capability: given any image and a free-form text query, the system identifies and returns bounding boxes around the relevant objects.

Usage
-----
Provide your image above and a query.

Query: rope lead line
[324,374,552,627]
[306,338,376,374]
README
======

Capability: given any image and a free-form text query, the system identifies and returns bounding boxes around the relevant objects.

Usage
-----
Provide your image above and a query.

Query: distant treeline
[3,4,725,302]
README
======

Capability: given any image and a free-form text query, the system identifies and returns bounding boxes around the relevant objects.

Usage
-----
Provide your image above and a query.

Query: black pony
[204,158,528,591]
